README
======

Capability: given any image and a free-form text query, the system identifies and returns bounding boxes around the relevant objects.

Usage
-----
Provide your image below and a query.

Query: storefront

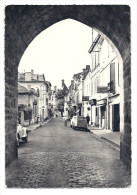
[97,99,107,129]
[78,103,82,116]
[109,95,120,132]
[82,96,89,118]
[89,99,97,126]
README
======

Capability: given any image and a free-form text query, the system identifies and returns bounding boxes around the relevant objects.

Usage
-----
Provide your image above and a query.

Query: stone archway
[5,5,131,169]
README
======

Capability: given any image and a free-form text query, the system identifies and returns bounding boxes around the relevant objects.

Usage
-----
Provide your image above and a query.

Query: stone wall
[5,52,18,167]
[5,5,131,169]
[120,46,131,170]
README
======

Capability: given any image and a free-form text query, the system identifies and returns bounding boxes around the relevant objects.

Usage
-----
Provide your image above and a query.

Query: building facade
[85,33,121,131]
[66,33,121,132]
[18,83,39,125]
[18,70,52,122]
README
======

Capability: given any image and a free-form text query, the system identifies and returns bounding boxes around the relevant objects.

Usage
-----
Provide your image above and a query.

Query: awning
[109,96,120,105]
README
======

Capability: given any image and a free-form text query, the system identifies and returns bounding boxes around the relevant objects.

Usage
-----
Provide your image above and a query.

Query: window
[118,63,120,86]
[95,53,96,68]
[94,79,97,94]
[97,77,99,87]
[110,63,115,94]
[87,85,88,95]
[91,81,93,96]
[96,108,98,116]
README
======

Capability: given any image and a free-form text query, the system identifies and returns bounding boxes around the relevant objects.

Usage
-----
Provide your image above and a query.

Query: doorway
[113,104,120,132]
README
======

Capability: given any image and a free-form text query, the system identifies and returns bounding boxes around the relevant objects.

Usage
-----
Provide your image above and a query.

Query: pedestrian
[37,115,39,124]
[64,116,68,127]
[86,114,90,126]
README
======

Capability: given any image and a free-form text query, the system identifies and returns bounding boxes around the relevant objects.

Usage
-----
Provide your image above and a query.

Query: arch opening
[18,18,124,136]
[5,5,131,171]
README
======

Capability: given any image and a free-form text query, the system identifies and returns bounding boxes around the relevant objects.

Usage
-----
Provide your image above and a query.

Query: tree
[57,99,64,117]
[56,89,66,99]
[56,89,66,116]
[56,87,69,116]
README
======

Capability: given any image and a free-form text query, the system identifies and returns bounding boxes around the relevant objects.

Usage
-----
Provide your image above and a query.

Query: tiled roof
[82,69,91,80]
[18,83,29,93]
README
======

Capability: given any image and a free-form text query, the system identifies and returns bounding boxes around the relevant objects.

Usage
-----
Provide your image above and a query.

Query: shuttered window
[110,63,115,94]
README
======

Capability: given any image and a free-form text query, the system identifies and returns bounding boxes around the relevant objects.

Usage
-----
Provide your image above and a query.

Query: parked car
[16,124,28,146]
[70,116,89,131]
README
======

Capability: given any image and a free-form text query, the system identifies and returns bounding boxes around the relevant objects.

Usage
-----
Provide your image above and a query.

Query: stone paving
[6,118,131,188]
[6,151,131,188]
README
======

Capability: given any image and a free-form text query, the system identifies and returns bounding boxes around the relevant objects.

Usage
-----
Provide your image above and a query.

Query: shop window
[96,107,98,116]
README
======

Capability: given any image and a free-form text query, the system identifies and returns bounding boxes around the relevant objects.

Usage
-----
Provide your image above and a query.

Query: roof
[18,83,29,94]
[88,34,101,53]
[45,81,52,87]
[62,83,69,95]
[73,72,83,80]
[82,69,91,80]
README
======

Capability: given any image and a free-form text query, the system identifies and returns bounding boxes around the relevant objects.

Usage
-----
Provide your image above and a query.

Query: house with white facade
[18,70,52,122]
[18,83,39,125]
[88,33,120,131]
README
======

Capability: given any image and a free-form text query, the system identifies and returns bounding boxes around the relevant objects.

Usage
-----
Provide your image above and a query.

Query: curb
[100,137,120,149]
[27,119,51,132]
[90,130,120,150]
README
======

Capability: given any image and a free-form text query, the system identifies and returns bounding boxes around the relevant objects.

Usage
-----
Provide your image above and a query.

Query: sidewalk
[27,119,51,132]
[89,126,120,149]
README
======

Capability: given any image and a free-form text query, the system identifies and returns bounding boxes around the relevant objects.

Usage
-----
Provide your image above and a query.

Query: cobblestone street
[6,118,131,188]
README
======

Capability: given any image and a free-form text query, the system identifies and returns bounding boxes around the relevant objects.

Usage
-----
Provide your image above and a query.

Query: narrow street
[6,118,131,188]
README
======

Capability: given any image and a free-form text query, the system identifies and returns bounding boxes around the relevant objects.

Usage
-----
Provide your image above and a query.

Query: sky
[19,19,98,89]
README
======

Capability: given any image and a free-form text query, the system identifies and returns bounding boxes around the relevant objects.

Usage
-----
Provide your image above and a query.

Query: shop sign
[78,103,82,108]
[97,99,107,105]
[82,96,89,101]
[89,99,96,105]
[97,86,108,93]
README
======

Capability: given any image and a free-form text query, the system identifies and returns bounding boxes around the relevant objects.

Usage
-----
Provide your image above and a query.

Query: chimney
[31,69,34,74]
[61,79,64,87]
[83,68,86,73]
[54,86,57,91]
[86,65,90,70]
[71,80,74,85]
[71,80,74,90]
